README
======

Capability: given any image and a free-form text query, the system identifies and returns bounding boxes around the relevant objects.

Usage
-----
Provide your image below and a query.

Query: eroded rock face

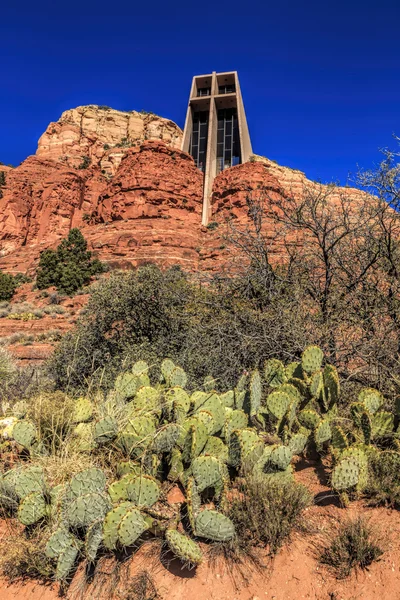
[0,104,369,276]
[36,105,183,174]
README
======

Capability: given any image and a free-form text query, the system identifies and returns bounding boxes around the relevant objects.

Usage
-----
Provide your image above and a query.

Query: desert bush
[319,517,383,578]
[226,476,311,555]
[0,270,17,301]
[366,451,400,506]
[36,228,105,295]
[0,347,16,382]
[0,531,55,582]
[49,264,308,393]
[43,305,66,315]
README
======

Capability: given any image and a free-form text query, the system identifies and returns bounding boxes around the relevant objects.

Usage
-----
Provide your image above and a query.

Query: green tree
[0,270,17,301]
[36,228,105,295]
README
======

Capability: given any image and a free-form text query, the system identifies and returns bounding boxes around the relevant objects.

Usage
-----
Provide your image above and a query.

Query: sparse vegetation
[36,228,105,295]
[319,517,383,578]
[78,155,91,169]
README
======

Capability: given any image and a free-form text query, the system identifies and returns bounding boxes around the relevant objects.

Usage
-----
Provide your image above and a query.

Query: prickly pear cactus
[371,411,394,438]
[93,416,118,445]
[103,501,135,550]
[315,419,332,447]
[18,491,47,526]
[264,359,286,388]
[360,411,372,445]
[66,468,106,499]
[126,475,160,507]
[358,388,383,414]
[249,370,262,416]
[46,528,76,559]
[64,492,111,529]
[72,397,93,424]
[152,423,180,453]
[132,360,149,376]
[288,432,308,455]
[56,544,79,582]
[203,436,229,462]
[12,420,36,448]
[323,364,340,406]
[85,519,103,563]
[301,345,324,374]
[161,358,176,384]
[219,390,235,408]
[331,425,348,450]
[192,455,223,493]
[203,375,217,392]
[169,366,187,389]
[14,466,45,499]
[223,409,248,441]
[165,529,203,566]
[194,509,235,541]
[118,507,150,547]
[298,409,321,430]
[331,457,359,491]
[266,391,291,421]
[12,401,28,419]
[268,445,293,470]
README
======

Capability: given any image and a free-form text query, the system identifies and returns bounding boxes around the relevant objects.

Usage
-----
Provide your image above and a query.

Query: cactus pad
[161,358,176,384]
[195,509,235,541]
[223,409,248,441]
[169,366,187,388]
[315,419,332,446]
[331,458,359,491]
[165,529,203,566]
[14,466,45,499]
[192,455,222,493]
[269,445,293,470]
[46,528,76,559]
[118,507,150,547]
[298,409,321,430]
[264,359,286,387]
[220,391,235,408]
[18,491,47,525]
[302,345,324,374]
[65,492,111,528]
[203,436,229,462]
[126,475,160,507]
[152,423,180,453]
[67,468,106,499]
[93,416,118,445]
[288,433,308,455]
[371,411,394,438]
[323,364,340,406]
[85,520,103,563]
[12,420,36,448]
[358,388,383,414]
[331,425,348,450]
[266,391,291,421]
[72,397,93,424]
[249,370,262,416]
[132,360,149,376]
[56,545,79,582]
[103,501,135,550]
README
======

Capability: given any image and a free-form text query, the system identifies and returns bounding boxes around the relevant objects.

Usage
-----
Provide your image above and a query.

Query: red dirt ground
[1,459,399,600]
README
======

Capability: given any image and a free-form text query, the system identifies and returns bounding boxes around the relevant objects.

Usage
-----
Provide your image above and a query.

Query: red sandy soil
[0,459,399,600]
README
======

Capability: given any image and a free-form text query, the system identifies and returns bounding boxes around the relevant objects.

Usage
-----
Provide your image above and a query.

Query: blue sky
[0,0,399,184]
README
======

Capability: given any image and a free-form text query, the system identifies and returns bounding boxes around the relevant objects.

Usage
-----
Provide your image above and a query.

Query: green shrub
[226,476,311,555]
[366,451,400,506]
[0,271,17,301]
[36,228,105,295]
[77,155,91,169]
[49,265,308,392]
[319,517,383,578]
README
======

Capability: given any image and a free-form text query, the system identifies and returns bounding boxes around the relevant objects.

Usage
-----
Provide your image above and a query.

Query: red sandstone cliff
[0,105,367,276]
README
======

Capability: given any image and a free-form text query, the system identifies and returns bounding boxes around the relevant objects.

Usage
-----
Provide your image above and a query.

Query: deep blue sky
[1,0,399,184]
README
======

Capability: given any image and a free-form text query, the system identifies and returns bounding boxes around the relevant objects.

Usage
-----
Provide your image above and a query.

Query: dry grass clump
[118,570,160,600]
[27,391,75,452]
[319,516,384,579]
[0,528,55,582]
[225,475,312,556]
